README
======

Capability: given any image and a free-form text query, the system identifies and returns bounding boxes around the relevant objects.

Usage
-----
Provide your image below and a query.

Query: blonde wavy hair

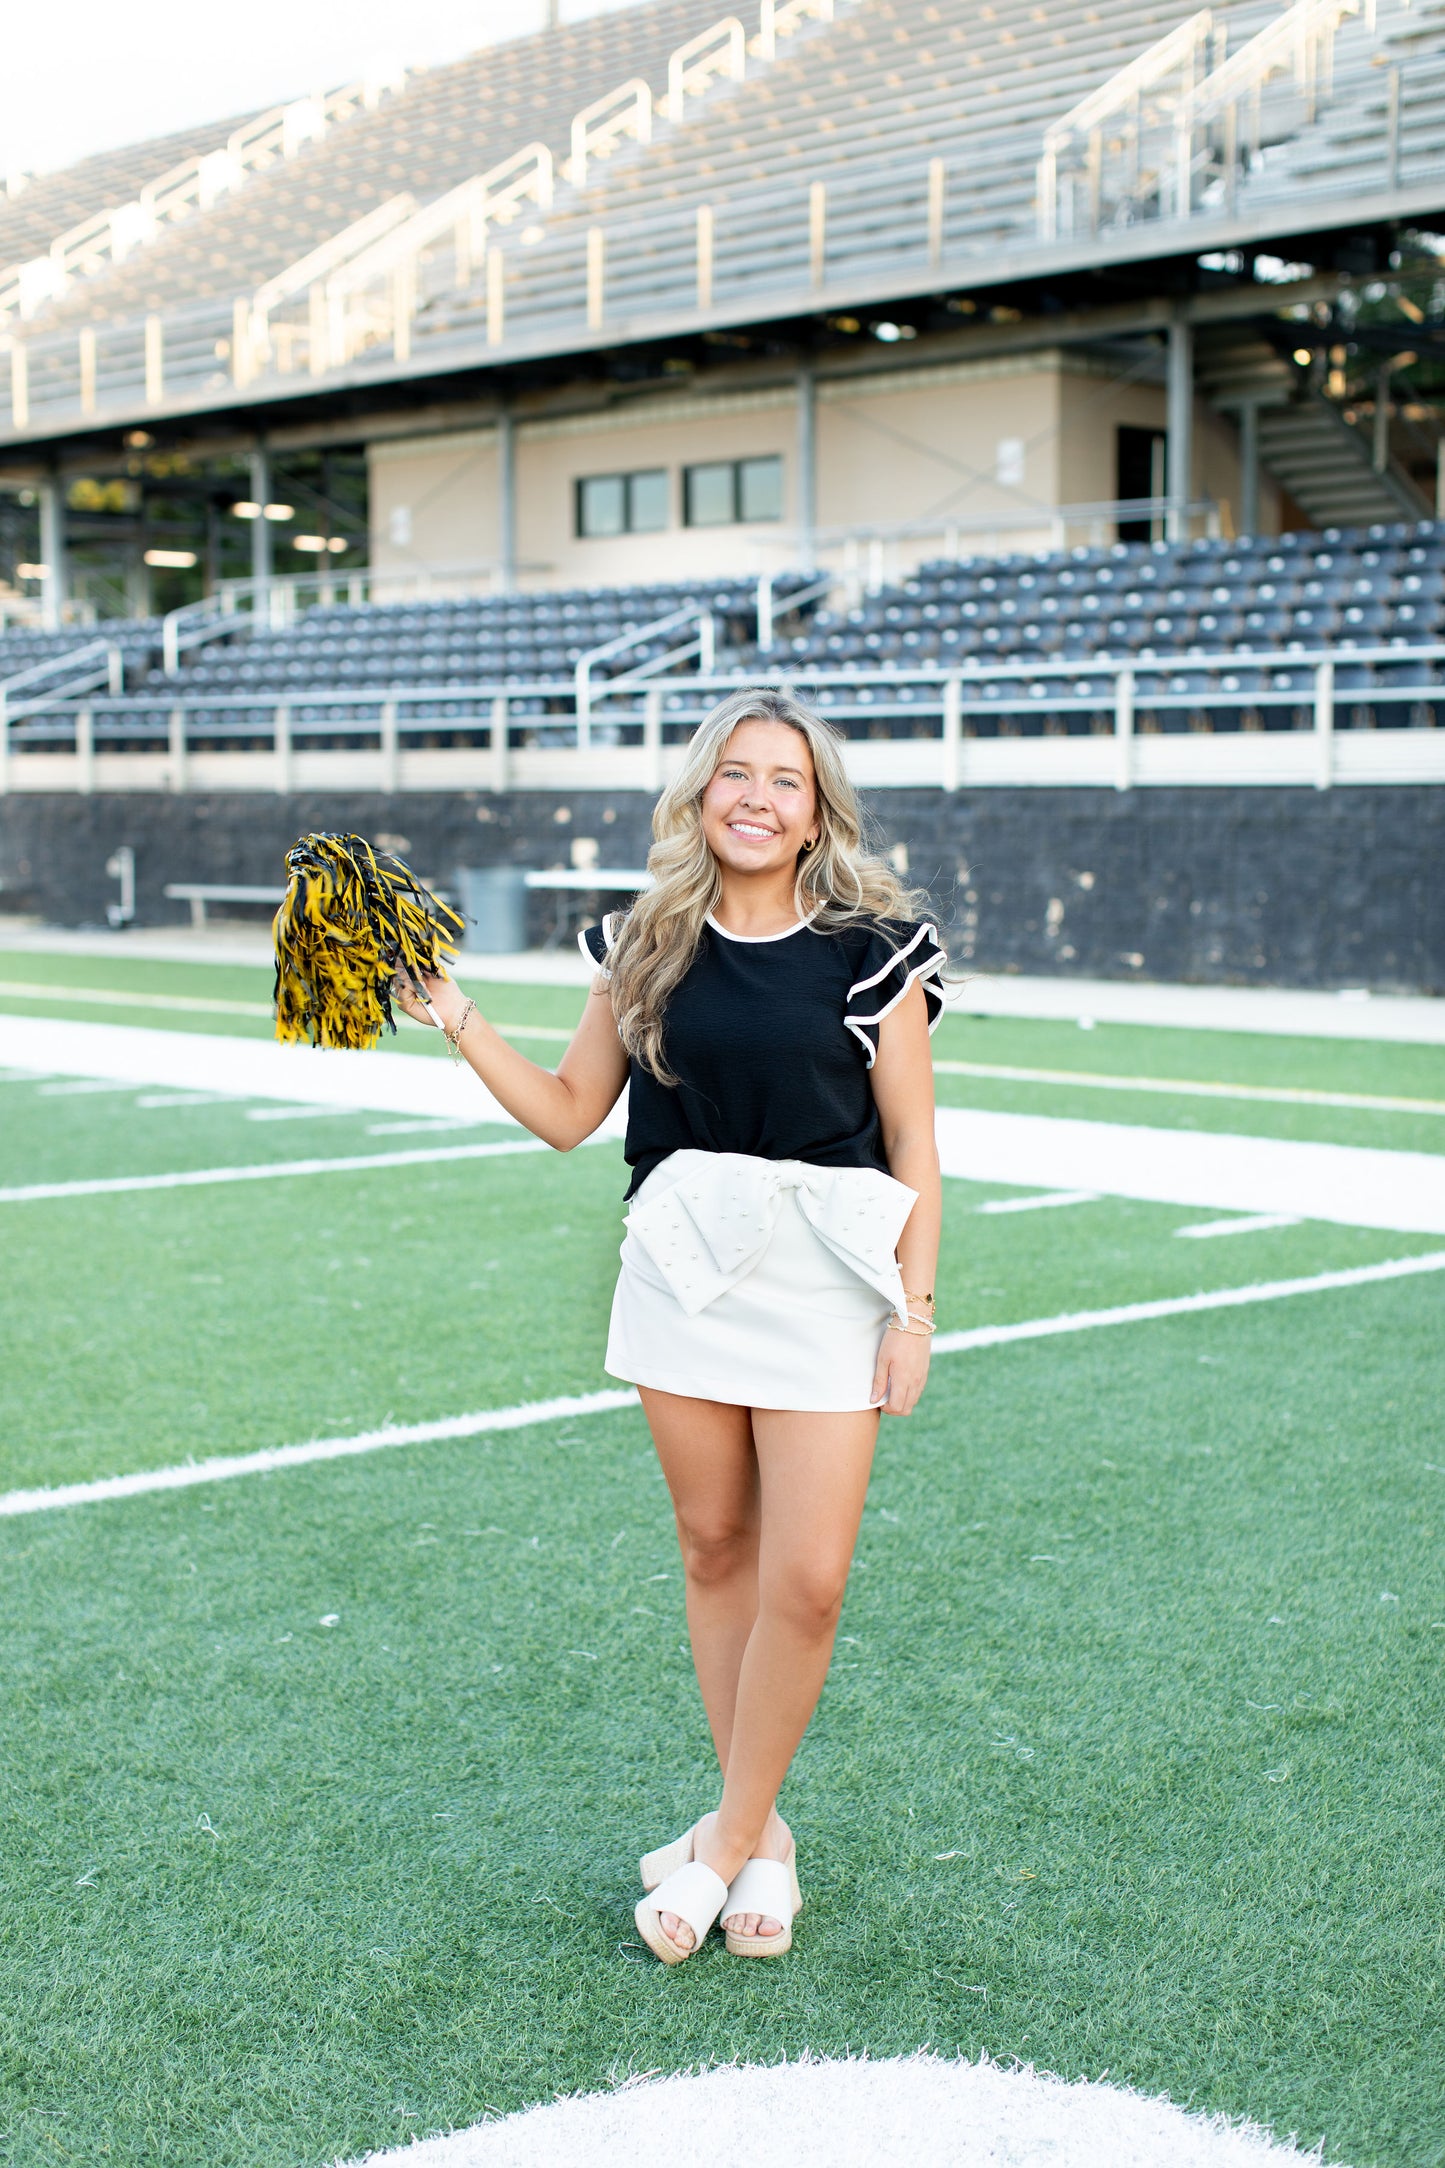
[607,685,930,1083]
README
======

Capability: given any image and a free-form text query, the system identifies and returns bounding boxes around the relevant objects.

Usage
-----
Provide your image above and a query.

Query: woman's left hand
[871,1326,931,1417]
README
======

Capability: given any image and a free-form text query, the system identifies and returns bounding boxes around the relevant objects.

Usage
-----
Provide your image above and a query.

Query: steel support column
[1238,399,1260,537]
[497,409,516,594]
[1166,314,1193,542]
[38,475,67,629]
[796,362,817,571]
[250,443,272,601]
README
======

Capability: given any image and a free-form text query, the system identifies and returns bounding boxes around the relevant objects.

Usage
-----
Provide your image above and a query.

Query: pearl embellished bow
[625,1150,915,1318]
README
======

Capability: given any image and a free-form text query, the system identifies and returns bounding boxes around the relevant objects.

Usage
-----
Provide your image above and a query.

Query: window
[738,455,783,522]
[575,468,669,538]
[684,455,783,527]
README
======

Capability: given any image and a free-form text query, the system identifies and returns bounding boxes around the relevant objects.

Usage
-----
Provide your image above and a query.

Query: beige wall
[818,358,1064,543]
[366,346,1273,586]
[1056,365,1281,540]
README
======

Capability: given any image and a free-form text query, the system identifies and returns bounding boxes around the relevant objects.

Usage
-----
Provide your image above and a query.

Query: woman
[394,687,944,1965]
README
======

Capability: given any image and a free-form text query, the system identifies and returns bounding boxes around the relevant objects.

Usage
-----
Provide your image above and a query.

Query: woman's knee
[761,1558,850,1638]
[677,1514,757,1588]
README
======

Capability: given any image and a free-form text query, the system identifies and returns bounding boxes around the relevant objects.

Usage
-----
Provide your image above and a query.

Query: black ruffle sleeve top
[580,910,945,1197]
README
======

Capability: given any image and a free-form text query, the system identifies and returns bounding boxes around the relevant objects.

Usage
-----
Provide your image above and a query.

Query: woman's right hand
[392,969,466,1033]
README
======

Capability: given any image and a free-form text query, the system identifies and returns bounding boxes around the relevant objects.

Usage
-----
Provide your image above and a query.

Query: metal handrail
[0,70,406,323]
[575,603,717,739]
[5,646,1443,801]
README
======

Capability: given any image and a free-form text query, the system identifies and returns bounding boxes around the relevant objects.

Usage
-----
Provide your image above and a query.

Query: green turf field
[1,944,1443,2168]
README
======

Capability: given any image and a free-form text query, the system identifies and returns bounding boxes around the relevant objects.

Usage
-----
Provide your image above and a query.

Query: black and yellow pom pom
[273,833,464,1050]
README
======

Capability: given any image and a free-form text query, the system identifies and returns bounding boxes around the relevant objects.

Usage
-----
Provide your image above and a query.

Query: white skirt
[605,1148,916,1413]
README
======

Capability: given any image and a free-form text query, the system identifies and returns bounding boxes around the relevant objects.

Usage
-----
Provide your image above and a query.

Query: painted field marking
[4,1250,1442,1518]
[0,979,574,1045]
[933,1058,1445,1118]
[0,1391,639,1517]
[0,1015,541,1131]
[933,1106,1445,1236]
[36,1078,140,1097]
[244,1103,360,1123]
[0,980,272,1019]
[975,1190,1099,1215]
[0,1136,555,1204]
[135,1092,236,1110]
[366,1117,490,1135]
[927,1250,1445,1357]
[1175,1213,1302,1240]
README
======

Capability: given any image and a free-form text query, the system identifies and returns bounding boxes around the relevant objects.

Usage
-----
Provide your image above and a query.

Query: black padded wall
[0,786,1440,992]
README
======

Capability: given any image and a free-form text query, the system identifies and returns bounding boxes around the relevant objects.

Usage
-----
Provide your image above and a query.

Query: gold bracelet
[889,1313,936,1337]
[445,998,476,1061]
[903,1288,935,1309]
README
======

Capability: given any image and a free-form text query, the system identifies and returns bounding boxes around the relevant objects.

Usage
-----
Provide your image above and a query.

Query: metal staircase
[1196,326,1431,529]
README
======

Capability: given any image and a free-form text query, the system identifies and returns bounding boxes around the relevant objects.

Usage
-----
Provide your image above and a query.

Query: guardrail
[0,71,407,326]
[2,646,1443,797]
[6,104,1440,443]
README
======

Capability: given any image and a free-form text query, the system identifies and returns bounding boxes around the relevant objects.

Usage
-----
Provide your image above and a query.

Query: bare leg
[638,1387,762,1771]
[639,1387,799,1950]
[665,1405,879,1949]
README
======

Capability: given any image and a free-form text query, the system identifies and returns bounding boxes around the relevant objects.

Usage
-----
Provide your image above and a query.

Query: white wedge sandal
[633,1860,730,1965]
[722,1841,802,1959]
[639,1822,702,1893]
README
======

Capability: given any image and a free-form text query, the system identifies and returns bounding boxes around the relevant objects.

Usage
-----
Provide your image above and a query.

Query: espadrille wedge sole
[633,1860,729,1966]
[639,1821,701,1893]
[722,1844,801,1959]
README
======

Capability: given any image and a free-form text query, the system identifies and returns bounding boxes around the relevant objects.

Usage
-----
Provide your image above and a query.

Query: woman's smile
[727,818,777,841]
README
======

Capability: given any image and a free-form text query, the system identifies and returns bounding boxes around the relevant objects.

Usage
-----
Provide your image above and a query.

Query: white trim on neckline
[705,911,817,945]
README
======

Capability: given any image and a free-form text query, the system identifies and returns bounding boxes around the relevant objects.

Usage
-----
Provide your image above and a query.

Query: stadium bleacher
[24,0,733,333]
[6,530,1444,757]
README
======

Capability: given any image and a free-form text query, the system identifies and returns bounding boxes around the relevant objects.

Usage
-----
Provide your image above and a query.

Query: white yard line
[0,979,576,1045]
[0,1137,556,1205]
[927,1251,1445,1356]
[934,1105,1445,1235]
[6,1016,1444,1232]
[947,972,1445,1045]
[974,1189,1100,1215]
[365,1117,491,1135]
[0,979,272,1018]
[36,1078,139,1097]
[4,1251,1441,1519]
[934,1059,1445,1117]
[244,1103,360,1123]
[1174,1214,1302,1240]
[134,1092,235,1110]
[0,1014,565,1130]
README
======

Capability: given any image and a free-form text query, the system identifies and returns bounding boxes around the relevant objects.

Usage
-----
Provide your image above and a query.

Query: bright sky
[2,0,637,178]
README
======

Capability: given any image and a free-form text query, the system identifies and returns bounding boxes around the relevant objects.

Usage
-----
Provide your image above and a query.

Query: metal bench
[163,882,284,927]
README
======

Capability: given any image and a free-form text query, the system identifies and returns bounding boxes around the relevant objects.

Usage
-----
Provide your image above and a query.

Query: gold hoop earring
[803,836,817,852]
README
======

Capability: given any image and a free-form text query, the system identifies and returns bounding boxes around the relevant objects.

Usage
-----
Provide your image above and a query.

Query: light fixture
[125,429,154,449]
[292,534,327,552]
[15,561,47,579]
[873,322,902,341]
[1292,347,1312,365]
[326,536,348,553]
[144,547,197,569]
[231,500,261,519]
[263,502,294,521]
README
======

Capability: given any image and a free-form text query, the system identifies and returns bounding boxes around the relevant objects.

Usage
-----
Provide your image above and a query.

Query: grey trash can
[455,865,528,954]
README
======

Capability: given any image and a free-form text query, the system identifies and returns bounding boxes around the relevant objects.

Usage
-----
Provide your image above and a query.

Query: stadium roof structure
[0,0,1443,473]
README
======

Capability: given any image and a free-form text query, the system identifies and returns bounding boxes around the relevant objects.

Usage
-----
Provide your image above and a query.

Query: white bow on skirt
[624,1149,915,1320]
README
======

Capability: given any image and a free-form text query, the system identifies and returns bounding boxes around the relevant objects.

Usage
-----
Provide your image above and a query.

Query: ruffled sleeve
[577,912,622,980]
[844,919,947,1066]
